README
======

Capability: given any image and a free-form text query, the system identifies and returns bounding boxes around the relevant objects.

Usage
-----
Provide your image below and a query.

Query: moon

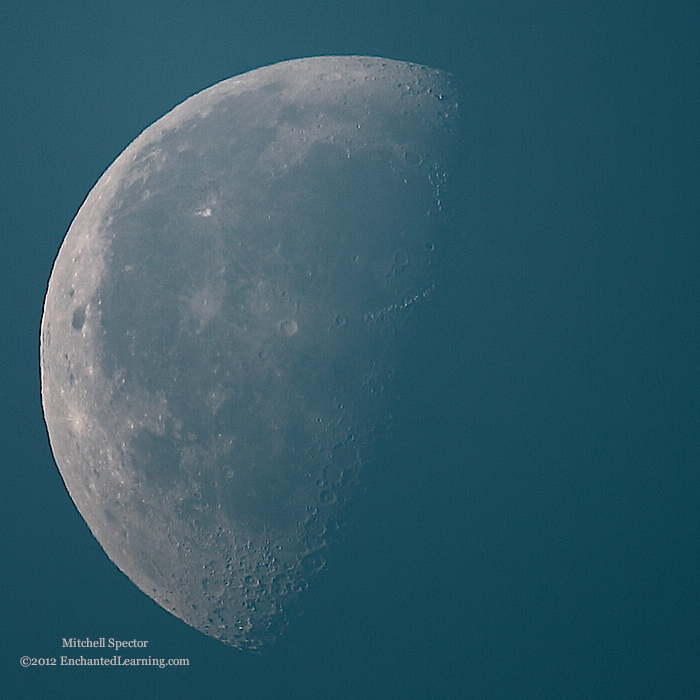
[40,56,460,649]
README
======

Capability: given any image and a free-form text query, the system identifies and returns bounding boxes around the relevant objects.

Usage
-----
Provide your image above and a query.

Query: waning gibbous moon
[40,56,460,649]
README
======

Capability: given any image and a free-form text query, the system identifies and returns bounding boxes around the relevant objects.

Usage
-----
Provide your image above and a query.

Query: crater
[71,305,87,331]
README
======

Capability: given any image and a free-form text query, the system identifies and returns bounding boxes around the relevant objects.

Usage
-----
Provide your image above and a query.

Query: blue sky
[1,2,698,698]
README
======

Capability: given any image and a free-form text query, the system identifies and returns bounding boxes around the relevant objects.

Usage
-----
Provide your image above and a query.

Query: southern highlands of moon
[40,56,459,649]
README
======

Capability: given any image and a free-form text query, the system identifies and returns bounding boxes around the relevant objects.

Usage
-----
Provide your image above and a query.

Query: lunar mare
[41,56,459,649]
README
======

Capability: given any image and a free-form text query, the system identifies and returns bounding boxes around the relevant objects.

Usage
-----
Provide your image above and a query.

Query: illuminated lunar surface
[40,56,459,649]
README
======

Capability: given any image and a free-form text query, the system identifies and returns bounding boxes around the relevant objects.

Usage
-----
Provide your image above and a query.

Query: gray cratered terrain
[41,56,460,649]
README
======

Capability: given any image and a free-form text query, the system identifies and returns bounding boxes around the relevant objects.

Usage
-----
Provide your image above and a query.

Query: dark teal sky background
[2,1,699,698]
